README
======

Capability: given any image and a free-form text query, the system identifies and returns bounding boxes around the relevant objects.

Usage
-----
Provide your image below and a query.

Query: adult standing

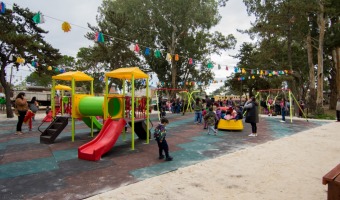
[14,92,28,135]
[336,97,340,122]
[244,96,259,137]
[193,98,203,124]
[280,98,288,122]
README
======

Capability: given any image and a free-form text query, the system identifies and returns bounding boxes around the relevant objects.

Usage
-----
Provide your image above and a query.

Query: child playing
[220,109,226,119]
[224,110,232,120]
[204,107,218,135]
[154,118,173,161]
[233,106,243,120]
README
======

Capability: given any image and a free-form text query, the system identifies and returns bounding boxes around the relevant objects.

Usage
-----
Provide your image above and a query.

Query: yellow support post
[90,80,94,137]
[146,78,150,144]
[122,80,126,141]
[71,78,75,142]
[289,90,293,123]
[104,76,108,120]
[51,80,55,117]
[131,74,135,150]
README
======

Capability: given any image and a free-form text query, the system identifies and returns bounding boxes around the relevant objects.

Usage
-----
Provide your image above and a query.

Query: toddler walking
[154,118,173,161]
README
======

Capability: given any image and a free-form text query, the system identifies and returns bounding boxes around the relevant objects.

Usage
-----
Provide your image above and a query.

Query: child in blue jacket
[154,118,173,161]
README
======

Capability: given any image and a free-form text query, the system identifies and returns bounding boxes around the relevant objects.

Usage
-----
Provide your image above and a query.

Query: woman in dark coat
[243,96,259,137]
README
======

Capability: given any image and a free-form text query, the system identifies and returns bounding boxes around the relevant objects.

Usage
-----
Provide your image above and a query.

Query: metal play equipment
[51,71,96,141]
[179,90,201,113]
[104,67,150,150]
[256,88,308,123]
[54,84,72,116]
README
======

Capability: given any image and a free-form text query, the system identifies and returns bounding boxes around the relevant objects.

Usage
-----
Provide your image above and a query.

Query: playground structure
[255,88,308,123]
[41,67,150,161]
[217,106,244,131]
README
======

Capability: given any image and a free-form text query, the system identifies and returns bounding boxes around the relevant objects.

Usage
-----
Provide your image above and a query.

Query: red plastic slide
[78,118,126,161]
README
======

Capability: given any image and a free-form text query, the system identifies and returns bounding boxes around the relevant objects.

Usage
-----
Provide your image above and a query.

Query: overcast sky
[5,0,254,94]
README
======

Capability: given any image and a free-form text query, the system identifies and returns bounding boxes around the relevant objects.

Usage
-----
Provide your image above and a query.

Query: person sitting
[220,109,226,119]
[233,106,243,120]
[224,110,232,120]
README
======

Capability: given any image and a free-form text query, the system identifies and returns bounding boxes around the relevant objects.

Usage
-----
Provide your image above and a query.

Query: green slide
[82,117,103,130]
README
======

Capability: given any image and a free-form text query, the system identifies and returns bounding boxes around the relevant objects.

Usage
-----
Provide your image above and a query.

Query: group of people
[192,96,245,136]
[14,92,39,135]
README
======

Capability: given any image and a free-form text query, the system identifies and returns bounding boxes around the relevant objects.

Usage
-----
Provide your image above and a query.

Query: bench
[323,163,340,200]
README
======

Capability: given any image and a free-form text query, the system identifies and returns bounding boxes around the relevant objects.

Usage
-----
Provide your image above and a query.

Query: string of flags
[0,1,5,13]
[2,1,294,85]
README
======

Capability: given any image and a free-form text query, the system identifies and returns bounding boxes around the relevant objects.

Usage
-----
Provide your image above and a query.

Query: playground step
[40,116,69,144]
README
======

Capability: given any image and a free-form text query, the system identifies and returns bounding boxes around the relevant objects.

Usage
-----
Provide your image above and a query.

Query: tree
[0,4,61,118]
[80,0,236,97]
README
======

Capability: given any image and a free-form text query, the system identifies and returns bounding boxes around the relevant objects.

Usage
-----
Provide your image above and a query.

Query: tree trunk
[316,1,325,114]
[330,48,339,110]
[336,47,340,99]
[306,33,316,114]
[170,25,177,97]
[0,64,14,118]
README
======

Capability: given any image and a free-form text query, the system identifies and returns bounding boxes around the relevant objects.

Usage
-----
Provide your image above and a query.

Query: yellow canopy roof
[54,84,72,91]
[105,67,148,80]
[52,71,93,81]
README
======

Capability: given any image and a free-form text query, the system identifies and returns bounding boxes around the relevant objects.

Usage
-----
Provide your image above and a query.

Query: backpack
[154,126,161,139]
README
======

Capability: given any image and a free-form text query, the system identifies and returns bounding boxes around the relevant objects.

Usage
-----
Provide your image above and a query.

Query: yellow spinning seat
[217,119,244,131]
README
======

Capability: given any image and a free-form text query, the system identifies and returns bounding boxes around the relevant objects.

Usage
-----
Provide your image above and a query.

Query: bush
[313,114,336,120]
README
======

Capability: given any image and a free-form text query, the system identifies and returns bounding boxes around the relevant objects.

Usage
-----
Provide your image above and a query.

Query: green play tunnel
[78,96,121,117]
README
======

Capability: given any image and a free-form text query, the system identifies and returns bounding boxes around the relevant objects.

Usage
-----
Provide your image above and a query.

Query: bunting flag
[16,57,25,64]
[218,64,221,70]
[144,47,150,55]
[0,2,6,14]
[134,44,140,52]
[188,58,193,65]
[166,53,172,61]
[32,12,45,24]
[61,22,71,32]
[31,61,39,67]
[207,62,214,69]
[226,66,228,70]
[47,66,52,71]
[175,54,179,61]
[154,49,161,58]
[95,32,104,43]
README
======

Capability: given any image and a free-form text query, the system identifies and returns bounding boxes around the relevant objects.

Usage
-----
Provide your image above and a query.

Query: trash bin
[322,163,340,200]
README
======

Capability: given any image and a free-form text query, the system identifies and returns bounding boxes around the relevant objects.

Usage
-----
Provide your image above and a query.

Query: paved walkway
[0,111,335,199]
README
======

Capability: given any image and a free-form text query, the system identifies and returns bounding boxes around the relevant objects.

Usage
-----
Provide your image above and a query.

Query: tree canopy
[0,4,61,118]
